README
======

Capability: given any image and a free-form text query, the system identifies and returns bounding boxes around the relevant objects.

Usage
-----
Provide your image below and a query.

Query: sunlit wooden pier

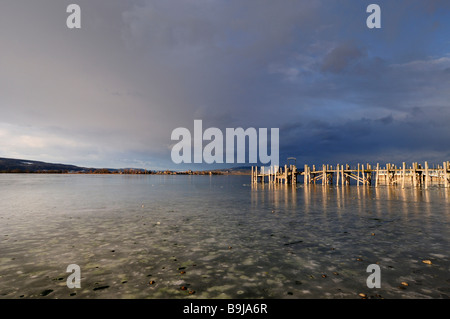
[251,160,450,189]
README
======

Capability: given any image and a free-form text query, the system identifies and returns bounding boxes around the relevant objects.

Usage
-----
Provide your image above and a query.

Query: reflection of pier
[251,161,450,189]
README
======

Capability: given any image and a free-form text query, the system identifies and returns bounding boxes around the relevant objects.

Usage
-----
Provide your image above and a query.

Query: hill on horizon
[0,157,95,173]
[0,157,254,174]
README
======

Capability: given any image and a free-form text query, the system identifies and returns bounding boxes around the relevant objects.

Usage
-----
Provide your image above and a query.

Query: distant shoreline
[0,157,251,175]
[0,169,251,176]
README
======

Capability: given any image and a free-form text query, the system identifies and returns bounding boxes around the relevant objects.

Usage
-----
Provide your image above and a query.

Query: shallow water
[0,174,449,299]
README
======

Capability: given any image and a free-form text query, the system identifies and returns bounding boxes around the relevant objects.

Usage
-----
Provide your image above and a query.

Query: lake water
[0,174,449,299]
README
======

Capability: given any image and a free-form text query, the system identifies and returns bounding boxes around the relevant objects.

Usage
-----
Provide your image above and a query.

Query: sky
[1,0,450,170]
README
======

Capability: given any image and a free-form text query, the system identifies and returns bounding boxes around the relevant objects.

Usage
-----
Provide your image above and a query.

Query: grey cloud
[376,115,394,125]
[321,43,368,74]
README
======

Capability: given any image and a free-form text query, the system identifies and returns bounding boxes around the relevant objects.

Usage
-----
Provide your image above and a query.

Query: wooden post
[366,164,369,185]
[292,165,297,184]
[307,165,311,185]
[304,165,308,185]
[357,163,360,186]
[394,164,396,185]
[261,166,264,183]
[272,166,275,183]
[362,164,365,185]
[273,166,276,183]
[270,166,276,184]
[402,162,406,189]
[336,164,340,186]
[447,162,450,188]
[386,163,389,185]
[444,162,448,188]
[270,166,272,183]
[394,165,397,185]
[425,161,429,189]
[312,165,315,184]
[322,165,326,185]
[346,164,349,185]
[284,165,288,184]
[252,166,255,183]
[375,163,379,187]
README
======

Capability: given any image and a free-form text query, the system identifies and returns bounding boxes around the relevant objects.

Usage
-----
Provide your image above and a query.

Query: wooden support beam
[425,161,429,189]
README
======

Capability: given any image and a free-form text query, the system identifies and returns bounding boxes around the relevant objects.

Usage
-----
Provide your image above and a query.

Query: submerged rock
[93,285,110,291]
[40,289,53,296]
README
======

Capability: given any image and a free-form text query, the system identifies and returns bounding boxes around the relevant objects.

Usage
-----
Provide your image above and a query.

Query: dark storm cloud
[0,0,449,169]
[280,105,450,166]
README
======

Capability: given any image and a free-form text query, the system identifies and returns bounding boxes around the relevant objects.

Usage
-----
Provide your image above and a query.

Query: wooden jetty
[251,161,450,188]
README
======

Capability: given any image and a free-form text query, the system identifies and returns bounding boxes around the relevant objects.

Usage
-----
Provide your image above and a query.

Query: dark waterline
[1,174,449,299]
